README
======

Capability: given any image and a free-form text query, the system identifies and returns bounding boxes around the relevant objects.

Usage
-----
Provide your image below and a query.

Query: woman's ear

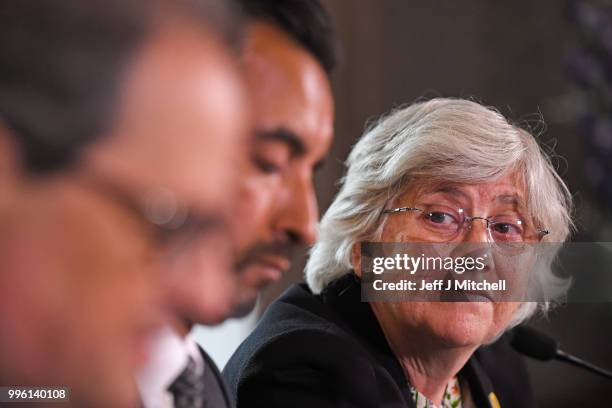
[351,242,362,278]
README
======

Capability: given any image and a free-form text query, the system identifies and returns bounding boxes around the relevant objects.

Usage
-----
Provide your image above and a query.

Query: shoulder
[222,284,404,408]
[222,284,361,391]
[475,333,537,408]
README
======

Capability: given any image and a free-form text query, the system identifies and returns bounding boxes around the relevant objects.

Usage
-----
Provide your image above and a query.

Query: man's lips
[243,255,290,284]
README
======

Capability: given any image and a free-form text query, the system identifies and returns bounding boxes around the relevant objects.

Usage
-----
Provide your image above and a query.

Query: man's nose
[275,178,318,246]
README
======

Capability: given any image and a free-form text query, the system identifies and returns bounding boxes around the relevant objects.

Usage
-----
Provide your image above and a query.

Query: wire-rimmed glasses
[383,203,549,255]
[75,172,230,260]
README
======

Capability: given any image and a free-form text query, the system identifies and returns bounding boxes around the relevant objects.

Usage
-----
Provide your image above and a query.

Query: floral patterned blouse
[410,377,462,408]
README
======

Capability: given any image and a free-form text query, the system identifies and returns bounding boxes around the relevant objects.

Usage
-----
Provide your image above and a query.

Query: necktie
[168,357,205,408]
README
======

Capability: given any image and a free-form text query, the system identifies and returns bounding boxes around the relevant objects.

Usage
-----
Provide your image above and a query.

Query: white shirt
[137,326,205,408]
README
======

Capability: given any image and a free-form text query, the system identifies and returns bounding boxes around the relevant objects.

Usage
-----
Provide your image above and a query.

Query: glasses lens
[489,215,539,255]
[415,204,463,241]
[489,216,525,243]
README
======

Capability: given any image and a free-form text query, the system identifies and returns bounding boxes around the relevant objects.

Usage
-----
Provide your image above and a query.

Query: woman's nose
[462,218,492,244]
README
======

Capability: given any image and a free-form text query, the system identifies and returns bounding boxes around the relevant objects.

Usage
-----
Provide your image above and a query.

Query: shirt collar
[136,325,206,407]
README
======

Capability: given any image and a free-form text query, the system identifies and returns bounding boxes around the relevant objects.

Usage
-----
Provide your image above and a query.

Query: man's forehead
[241,22,332,106]
[243,21,308,65]
[242,22,334,165]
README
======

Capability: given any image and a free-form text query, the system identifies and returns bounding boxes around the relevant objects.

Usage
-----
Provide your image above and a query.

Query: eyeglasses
[76,173,228,257]
[383,204,549,245]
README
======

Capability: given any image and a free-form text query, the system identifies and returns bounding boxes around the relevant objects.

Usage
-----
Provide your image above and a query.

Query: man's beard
[234,239,292,272]
[230,292,260,318]
[231,239,293,317]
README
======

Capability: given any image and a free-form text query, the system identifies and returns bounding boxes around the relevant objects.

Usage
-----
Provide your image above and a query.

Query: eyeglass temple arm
[383,207,421,214]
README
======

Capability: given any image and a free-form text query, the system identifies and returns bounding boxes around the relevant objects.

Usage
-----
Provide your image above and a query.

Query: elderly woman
[223,98,573,408]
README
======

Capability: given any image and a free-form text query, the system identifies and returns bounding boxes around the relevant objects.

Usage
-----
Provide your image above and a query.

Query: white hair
[305,98,574,329]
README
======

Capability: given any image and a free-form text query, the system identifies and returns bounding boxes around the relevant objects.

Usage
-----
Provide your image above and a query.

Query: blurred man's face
[233,22,334,315]
[0,20,247,408]
[92,21,250,328]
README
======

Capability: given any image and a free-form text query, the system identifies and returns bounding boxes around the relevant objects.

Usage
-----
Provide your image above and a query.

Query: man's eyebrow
[255,128,305,158]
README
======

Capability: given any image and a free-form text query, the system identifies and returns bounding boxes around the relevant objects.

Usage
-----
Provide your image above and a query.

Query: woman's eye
[493,223,521,235]
[426,212,455,225]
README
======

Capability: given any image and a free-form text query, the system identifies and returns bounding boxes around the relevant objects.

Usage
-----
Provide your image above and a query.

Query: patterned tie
[168,357,205,408]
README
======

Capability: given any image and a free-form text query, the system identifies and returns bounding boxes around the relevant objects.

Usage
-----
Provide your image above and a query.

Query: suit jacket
[223,273,536,408]
[198,346,233,408]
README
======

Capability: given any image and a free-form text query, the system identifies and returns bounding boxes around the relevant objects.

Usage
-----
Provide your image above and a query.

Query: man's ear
[351,242,362,278]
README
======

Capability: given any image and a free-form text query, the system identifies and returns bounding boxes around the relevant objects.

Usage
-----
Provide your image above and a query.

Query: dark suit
[223,273,536,408]
[199,346,233,408]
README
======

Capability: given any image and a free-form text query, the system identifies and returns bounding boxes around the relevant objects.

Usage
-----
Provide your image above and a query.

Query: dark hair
[236,0,338,74]
[0,0,241,174]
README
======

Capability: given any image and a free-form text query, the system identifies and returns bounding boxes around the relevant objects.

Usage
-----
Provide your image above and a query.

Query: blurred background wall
[198,1,612,406]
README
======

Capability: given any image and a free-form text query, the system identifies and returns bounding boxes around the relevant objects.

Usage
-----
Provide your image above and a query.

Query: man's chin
[230,295,258,318]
